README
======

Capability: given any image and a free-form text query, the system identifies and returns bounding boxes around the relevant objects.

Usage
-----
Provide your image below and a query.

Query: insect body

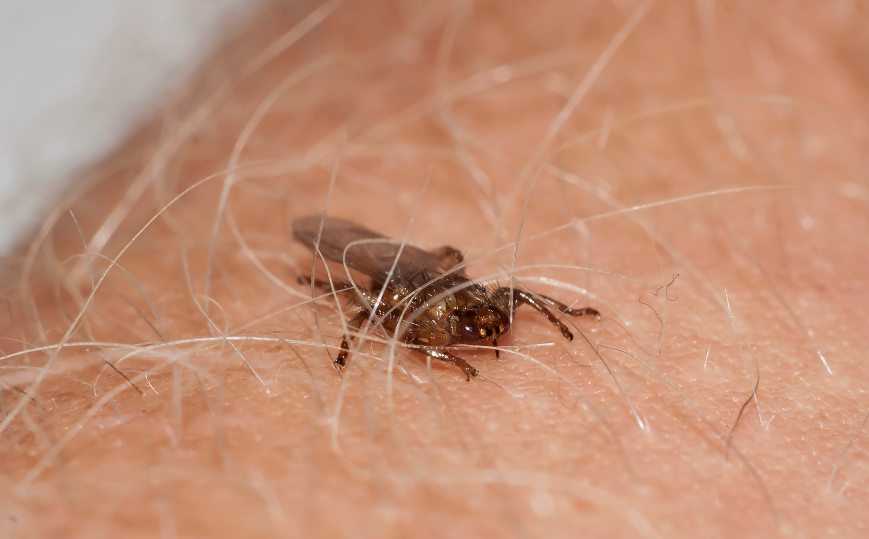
[293,215,600,380]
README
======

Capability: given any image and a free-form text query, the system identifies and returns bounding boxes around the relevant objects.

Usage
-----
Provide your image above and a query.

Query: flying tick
[293,215,600,380]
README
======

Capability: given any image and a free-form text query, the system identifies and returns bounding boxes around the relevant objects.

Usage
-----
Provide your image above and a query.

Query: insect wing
[292,215,443,285]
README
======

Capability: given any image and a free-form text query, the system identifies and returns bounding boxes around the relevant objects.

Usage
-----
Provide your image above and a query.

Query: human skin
[2,1,869,537]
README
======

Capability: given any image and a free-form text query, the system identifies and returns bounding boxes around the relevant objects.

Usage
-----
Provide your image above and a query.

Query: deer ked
[293,215,601,381]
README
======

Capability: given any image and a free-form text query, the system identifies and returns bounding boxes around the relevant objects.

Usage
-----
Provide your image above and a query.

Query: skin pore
[2,1,869,537]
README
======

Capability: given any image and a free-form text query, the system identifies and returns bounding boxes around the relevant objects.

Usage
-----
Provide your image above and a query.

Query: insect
[293,215,600,380]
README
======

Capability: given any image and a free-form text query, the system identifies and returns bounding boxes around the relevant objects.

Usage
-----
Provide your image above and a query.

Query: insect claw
[465,366,478,381]
[334,351,347,372]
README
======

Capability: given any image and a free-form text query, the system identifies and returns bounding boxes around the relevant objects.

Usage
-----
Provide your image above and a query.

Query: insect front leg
[404,327,478,381]
[414,347,479,381]
[336,309,371,368]
[530,293,601,321]
[491,287,598,342]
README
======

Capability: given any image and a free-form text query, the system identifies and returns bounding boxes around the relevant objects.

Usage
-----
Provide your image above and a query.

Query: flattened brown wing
[292,215,444,286]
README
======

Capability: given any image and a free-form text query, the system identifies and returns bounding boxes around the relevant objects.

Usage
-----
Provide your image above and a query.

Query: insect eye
[459,310,484,342]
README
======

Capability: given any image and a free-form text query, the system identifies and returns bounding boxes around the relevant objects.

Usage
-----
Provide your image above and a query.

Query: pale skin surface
[2,1,869,537]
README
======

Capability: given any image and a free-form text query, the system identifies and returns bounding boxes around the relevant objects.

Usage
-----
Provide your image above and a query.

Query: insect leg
[414,347,479,381]
[491,288,577,341]
[530,293,601,321]
[336,309,370,368]
[298,275,369,307]
[297,274,349,291]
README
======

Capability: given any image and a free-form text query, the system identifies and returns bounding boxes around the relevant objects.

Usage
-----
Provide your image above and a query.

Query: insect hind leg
[336,309,371,368]
[298,274,369,306]
[297,274,348,291]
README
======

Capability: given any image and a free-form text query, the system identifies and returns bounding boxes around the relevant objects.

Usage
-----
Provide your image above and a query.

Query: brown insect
[293,215,600,380]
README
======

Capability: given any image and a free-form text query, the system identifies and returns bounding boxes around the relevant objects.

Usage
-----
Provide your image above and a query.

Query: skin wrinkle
[2,1,869,538]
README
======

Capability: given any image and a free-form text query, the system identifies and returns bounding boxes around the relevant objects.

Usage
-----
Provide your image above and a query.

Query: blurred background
[3,2,869,537]
[0,0,261,252]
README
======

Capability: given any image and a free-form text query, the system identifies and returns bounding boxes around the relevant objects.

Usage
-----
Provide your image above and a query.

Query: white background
[0,0,261,252]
